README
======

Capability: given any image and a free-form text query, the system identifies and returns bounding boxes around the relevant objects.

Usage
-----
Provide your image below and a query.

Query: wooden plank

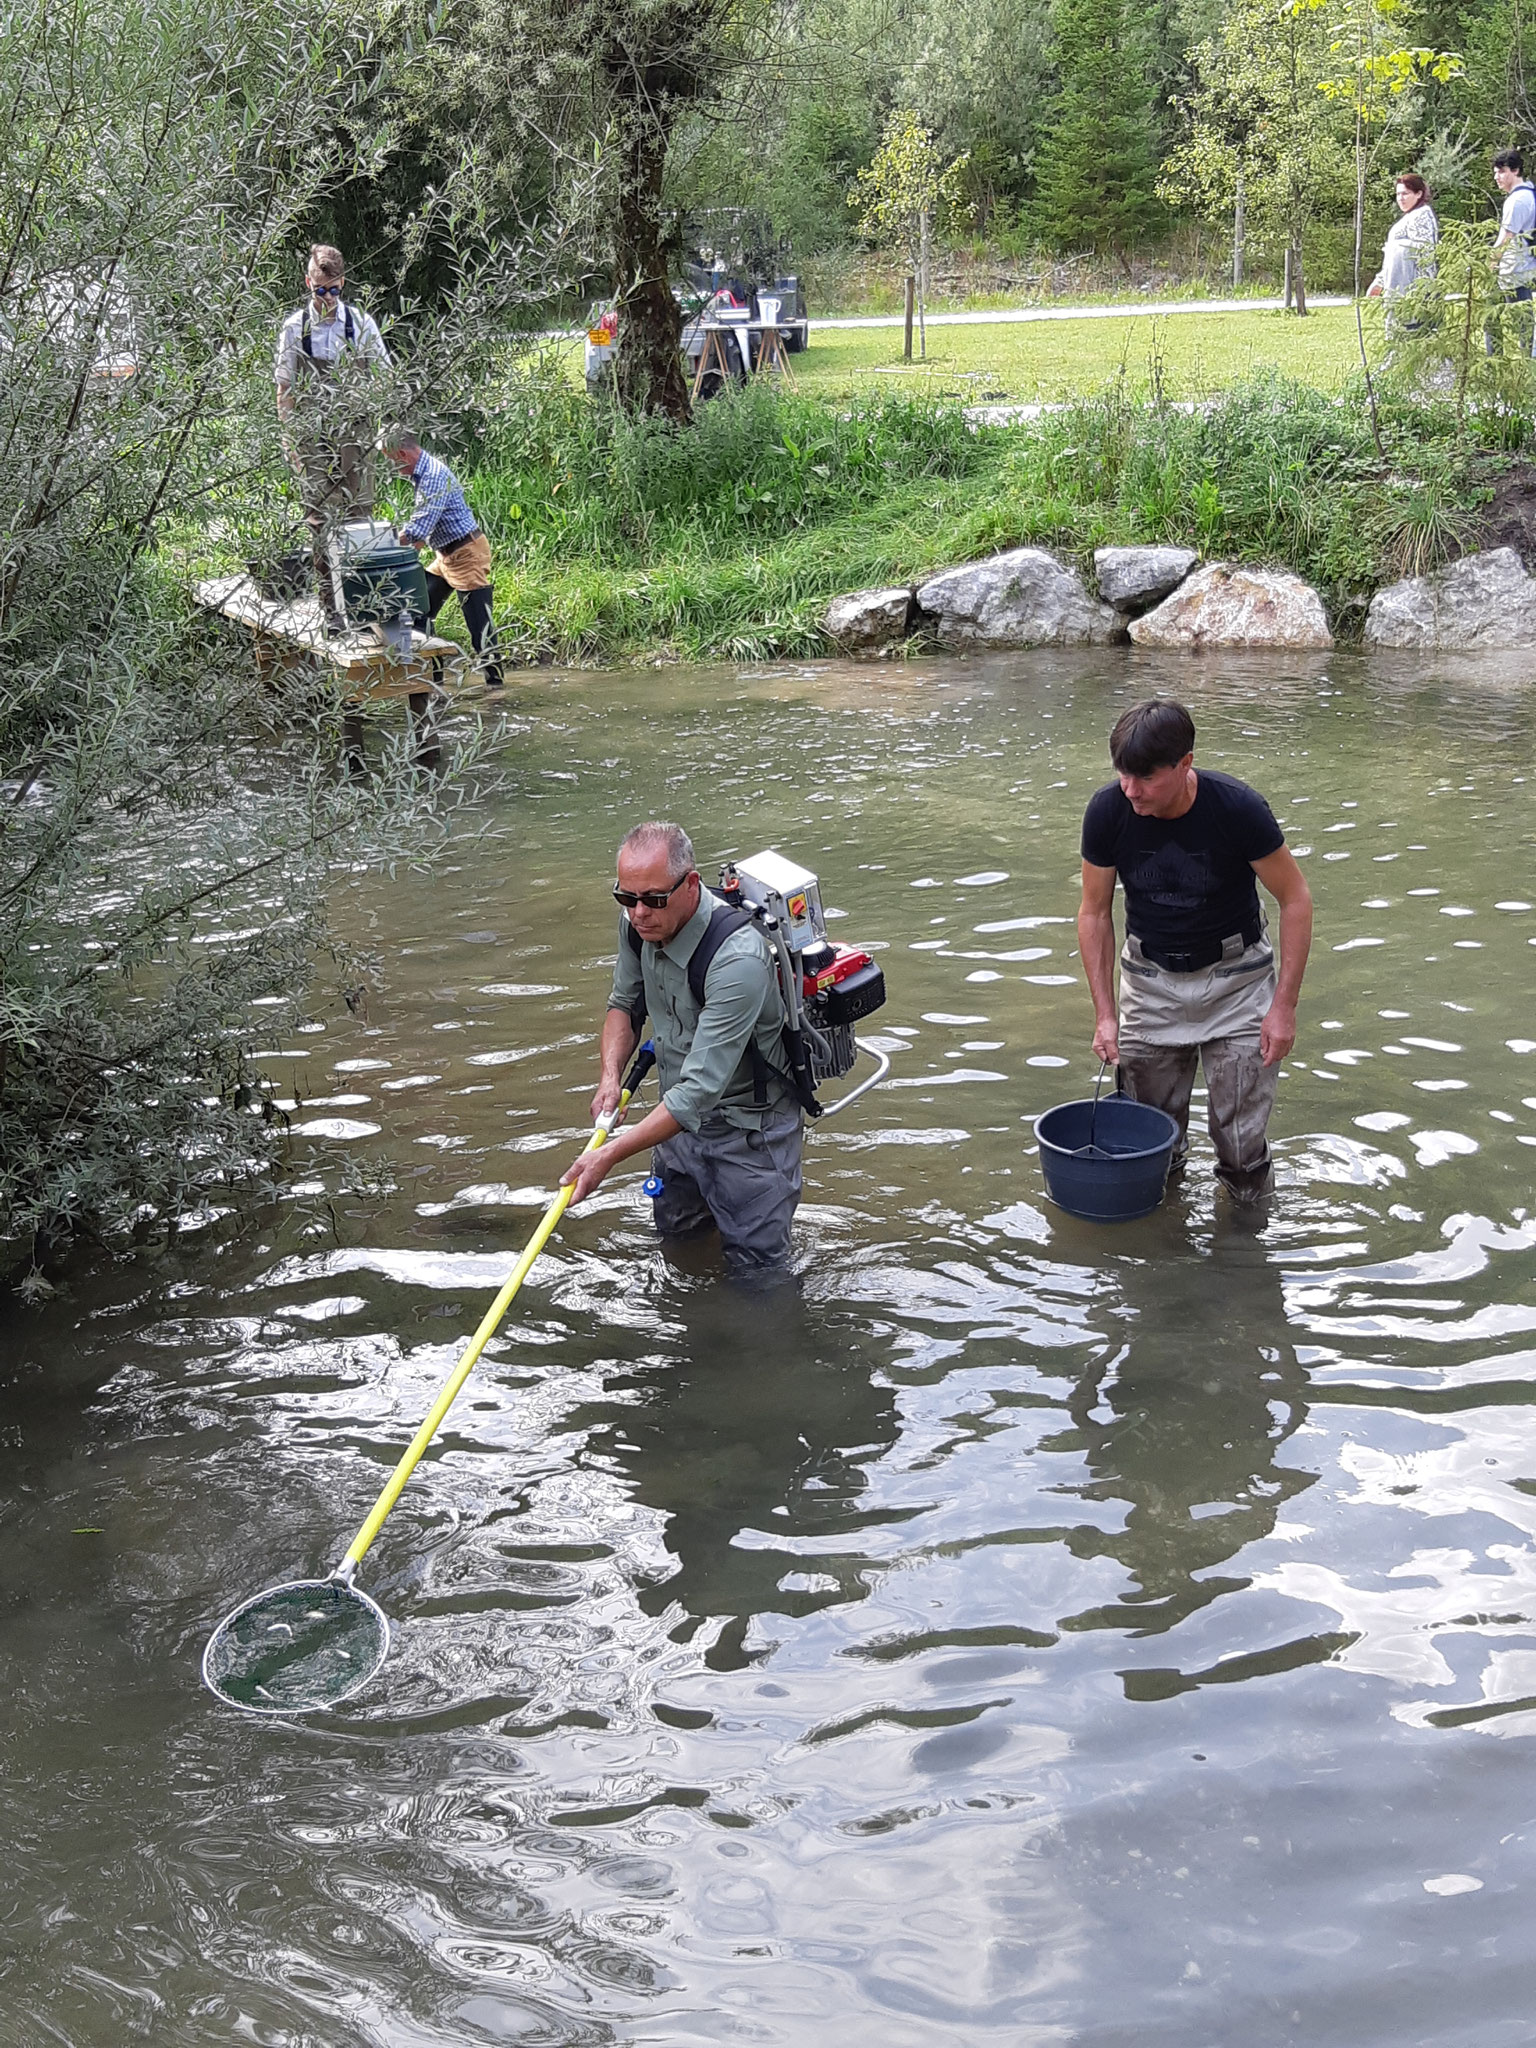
[194,574,477,702]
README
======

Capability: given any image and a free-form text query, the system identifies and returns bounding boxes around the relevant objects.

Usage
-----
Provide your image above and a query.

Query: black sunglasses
[613,872,693,910]
[309,281,343,297]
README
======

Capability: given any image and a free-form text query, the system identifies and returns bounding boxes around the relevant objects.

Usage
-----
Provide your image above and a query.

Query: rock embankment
[914,548,1121,650]
[822,540,1536,656]
[1364,547,1536,649]
[823,542,1334,654]
[1128,564,1333,651]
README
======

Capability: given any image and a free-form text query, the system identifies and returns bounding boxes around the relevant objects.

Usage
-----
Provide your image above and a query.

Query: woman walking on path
[1366,172,1439,318]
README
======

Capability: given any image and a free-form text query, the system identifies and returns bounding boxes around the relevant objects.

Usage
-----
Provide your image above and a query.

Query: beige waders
[1117,929,1279,1200]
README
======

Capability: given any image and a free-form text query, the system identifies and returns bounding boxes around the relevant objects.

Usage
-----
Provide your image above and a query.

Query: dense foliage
[0,0,503,1279]
[308,0,1536,321]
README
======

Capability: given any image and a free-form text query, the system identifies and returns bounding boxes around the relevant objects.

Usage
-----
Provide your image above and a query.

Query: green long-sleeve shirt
[608,898,795,1132]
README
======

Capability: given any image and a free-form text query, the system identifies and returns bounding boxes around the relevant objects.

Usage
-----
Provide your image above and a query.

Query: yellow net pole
[337,1071,645,1579]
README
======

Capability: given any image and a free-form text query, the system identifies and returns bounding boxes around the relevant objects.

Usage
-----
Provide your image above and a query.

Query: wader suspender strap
[300,302,357,363]
[623,898,773,1106]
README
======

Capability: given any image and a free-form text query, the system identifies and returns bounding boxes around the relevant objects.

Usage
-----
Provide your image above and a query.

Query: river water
[5,649,1536,2045]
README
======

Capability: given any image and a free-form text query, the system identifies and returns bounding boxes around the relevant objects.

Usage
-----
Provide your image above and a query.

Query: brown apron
[429,531,492,591]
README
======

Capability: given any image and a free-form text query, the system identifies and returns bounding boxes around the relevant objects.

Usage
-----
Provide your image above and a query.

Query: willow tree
[461,0,787,420]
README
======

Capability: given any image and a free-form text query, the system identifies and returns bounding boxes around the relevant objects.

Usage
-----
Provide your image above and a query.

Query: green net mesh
[202,1578,389,1713]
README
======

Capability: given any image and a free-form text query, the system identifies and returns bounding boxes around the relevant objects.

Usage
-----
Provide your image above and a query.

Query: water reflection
[1060,1220,1313,1654]
[570,1283,901,1672]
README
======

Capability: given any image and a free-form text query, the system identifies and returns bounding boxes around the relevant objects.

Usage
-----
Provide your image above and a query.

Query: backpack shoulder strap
[685,896,755,1008]
[300,307,313,356]
[620,915,645,1024]
[689,898,775,1105]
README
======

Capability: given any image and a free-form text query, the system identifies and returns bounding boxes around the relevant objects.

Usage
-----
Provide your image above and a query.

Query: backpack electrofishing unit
[624,848,889,1118]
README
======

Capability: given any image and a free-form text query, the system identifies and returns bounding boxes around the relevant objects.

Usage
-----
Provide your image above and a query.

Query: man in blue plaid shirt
[385,431,503,688]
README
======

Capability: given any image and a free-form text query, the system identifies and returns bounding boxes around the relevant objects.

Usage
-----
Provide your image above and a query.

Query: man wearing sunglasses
[559,821,804,1279]
[274,243,390,623]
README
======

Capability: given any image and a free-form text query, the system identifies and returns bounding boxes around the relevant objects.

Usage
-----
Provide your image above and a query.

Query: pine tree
[1033,0,1165,261]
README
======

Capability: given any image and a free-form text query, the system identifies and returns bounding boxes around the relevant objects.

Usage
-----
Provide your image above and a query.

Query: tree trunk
[1352,110,1365,301]
[918,208,929,360]
[1350,107,1384,457]
[903,273,915,362]
[1232,164,1245,289]
[612,104,691,422]
[1292,239,1308,316]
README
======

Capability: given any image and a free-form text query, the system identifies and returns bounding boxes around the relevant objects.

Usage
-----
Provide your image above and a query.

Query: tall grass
[471,371,987,565]
[413,369,1506,662]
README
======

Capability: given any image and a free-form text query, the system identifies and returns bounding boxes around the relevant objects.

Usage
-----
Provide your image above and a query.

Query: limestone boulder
[915,547,1123,649]
[823,585,915,653]
[1364,547,1536,649]
[1128,562,1333,650]
[1094,544,1199,613]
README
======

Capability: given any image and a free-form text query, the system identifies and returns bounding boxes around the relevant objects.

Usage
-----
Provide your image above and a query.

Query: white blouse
[1372,204,1439,297]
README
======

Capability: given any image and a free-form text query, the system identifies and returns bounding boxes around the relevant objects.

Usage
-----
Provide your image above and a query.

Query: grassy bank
[795,233,1360,318]
[437,371,1509,666]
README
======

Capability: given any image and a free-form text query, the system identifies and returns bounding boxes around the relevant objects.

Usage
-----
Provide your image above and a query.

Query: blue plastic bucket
[1034,1094,1181,1223]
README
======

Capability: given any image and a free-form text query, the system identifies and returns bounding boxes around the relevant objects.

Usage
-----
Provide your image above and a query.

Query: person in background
[1486,148,1536,357]
[1366,172,1439,324]
[1076,698,1313,1204]
[585,304,617,395]
[274,244,390,623]
[383,430,503,689]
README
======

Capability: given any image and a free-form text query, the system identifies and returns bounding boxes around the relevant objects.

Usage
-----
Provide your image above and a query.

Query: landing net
[201,1578,389,1714]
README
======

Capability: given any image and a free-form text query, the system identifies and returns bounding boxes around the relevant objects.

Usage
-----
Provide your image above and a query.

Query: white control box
[732,850,826,953]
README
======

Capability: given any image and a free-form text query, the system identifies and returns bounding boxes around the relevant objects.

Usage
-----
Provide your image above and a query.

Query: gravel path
[809,295,1351,332]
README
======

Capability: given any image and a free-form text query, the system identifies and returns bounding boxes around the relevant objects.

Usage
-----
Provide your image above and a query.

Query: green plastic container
[340,544,428,627]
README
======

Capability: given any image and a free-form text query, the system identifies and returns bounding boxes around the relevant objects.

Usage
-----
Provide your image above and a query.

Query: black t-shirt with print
[1080,770,1285,950]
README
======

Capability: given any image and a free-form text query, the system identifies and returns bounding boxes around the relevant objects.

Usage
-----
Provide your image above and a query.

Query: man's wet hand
[560,1150,610,1208]
[1092,1018,1119,1065]
[1260,1000,1297,1067]
[590,1077,622,1123]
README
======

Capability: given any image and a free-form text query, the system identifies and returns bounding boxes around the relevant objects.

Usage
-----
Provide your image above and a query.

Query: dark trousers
[650,1109,804,1278]
[1485,284,1534,358]
[421,574,502,688]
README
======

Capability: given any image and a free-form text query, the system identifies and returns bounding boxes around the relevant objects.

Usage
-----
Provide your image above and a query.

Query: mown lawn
[546,303,1368,406]
[790,303,1366,405]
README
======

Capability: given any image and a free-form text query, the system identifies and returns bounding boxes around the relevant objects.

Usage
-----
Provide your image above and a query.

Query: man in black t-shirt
[1077,698,1313,1200]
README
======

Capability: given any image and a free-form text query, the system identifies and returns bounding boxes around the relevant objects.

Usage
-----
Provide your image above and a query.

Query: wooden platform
[195,574,474,702]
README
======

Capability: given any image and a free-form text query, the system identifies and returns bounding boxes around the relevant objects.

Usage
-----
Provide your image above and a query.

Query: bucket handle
[1088,1058,1113,1150]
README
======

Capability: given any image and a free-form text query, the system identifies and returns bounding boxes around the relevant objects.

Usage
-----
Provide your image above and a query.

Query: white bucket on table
[331,518,396,563]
